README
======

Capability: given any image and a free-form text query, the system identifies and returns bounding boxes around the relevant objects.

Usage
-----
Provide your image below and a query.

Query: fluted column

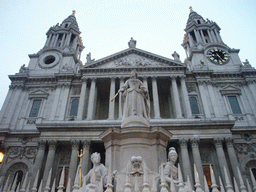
[143,77,148,89]
[152,77,161,119]
[180,76,192,118]
[81,140,90,176]
[118,77,124,119]
[171,76,182,118]
[31,140,46,187]
[197,80,211,118]
[108,77,116,120]
[225,138,239,182]
[210,30,217,43]
[214,29,223,43]
[77,78,88,120]
[214,138,231,182]
[191,138,204,187]
[86,78,97,120]
[179,138,193,185]
[50,84,62,120]
[68,140,80,187]
[42,140,57,188]
[60,34,66,47]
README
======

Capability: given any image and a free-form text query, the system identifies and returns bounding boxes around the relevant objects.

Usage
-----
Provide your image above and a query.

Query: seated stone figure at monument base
[162,147,178,185]
[83,152,108,192]
[119,70,150,128]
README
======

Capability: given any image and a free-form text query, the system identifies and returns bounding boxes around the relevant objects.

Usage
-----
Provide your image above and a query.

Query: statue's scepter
[111,90,120,102]
[78,149,85,187]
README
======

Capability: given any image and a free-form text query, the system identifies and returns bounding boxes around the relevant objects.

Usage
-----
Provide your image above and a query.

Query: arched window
[189,96,200,114]
[70,99,79,116]
[12,170,23,190]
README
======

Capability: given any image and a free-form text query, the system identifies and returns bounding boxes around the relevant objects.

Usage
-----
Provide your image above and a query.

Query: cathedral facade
[0,8,256,191]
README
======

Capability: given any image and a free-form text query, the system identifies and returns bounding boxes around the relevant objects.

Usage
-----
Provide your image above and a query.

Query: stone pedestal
[100,127,172,173]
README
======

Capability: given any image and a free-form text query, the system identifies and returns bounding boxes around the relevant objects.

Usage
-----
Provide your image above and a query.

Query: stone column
[0,88,14,122]
[194,29,202,43]
[60,34,66,47]
[188,33,194,46]
[50,84,62,120]
[77,78,88,120]
[42,140,57,188]
[207,30,213,43]
[210,30,218,43]
[30,140,46,187]
[214,138,231,182]
[179,138,193,185]
[225,138,239,182]
[68,140,80,187]
[72,36,78,49]
[200,30,206,44]
[49,34,56,47]
[86,78,97,120]
[118,77,124,119]
[191,138,204,187]
[108,77,116,120]
[45,34,52,47]
[152,77,161,119]
[171,76,183,118]
[197,80,211,118]
[207,82,221,118]
[214,29,223,43]
[81,140,90,176]
[4,86,23,126]
[180,76,192,118]
[143,77,148,89]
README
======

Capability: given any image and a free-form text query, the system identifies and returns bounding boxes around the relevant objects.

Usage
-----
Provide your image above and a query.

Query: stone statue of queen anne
[119,70,150,128]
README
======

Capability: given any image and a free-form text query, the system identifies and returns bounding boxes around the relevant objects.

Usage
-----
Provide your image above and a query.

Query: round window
[44,55,56,64]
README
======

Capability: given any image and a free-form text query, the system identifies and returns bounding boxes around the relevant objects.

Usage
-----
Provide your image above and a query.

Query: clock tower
[27,11,84,76]
[182,7,242,72]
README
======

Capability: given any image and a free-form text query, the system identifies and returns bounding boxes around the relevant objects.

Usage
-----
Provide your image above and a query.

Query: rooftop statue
[119,70,150,128]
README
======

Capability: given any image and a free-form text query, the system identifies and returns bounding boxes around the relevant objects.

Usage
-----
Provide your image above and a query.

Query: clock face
[206,48,230,65]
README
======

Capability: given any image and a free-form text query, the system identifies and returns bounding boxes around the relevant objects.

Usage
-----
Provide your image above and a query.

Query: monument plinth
[100,126,172,173]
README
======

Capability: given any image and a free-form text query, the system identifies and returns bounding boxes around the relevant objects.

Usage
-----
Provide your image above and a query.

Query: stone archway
[2,162,28,188]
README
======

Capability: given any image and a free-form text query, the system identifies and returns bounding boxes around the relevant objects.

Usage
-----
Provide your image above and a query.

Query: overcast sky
[0,0,255,109]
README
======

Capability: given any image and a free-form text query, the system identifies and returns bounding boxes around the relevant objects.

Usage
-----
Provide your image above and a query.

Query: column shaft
[248,82,256,104]
[200,30,206,44]
[77,79,88,120]
[81,141,90,176]
[179,139,193,185]
[30,141,46,187]
[207,83,220,117]
[207,30,213,43]
[198,81,211,118]
[171,76,182,118]
[86,79,96,120]
[226,138,239,182]
[108,78,116,119]
[181,77,192,118]
[50,85,62,120]
[214,138,231,182]
[152,77,161,119]
[68,141,79,187]
[191,138,204,187]
[59,84,71,120]
[42,141,57,188]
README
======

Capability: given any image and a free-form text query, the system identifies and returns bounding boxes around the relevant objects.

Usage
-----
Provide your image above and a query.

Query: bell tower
[27,11,84,75]
[182,7,242,72]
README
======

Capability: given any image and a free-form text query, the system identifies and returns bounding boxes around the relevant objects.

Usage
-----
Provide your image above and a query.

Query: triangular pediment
[220,85,241,95]
[28,88,49,99]
[83,48,186,69]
